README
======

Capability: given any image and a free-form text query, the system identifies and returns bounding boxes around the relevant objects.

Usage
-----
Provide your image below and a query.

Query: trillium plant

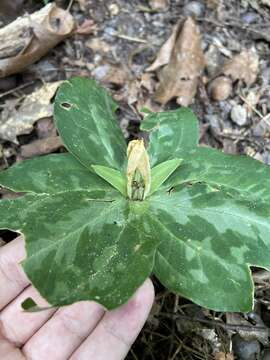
[1,77,270,313]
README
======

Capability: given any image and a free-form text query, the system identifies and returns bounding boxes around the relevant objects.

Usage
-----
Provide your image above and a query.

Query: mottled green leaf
[54,77,127,170]
[150,183,270,312]
[0,192,161,309]
[140,108,198,166]
[1,77,270,313]
[0,153,112,194]
[150,158,182,196]
[163,147,270,202]
[92,165,126,196]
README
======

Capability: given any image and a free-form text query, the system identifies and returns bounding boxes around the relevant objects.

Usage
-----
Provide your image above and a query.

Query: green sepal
[150,158,182,196]
[92,165,126,196]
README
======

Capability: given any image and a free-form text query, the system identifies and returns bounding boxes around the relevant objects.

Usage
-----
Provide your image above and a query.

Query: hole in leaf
[60,102,73,110]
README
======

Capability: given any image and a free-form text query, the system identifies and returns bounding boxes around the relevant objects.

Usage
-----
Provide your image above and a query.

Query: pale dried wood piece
[0,3,75,78]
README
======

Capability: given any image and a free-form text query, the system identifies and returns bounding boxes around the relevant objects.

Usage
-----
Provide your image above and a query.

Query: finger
[0,286,55,347]
[0,336,25,360]
[0,236,29,310]
[71,279,155,360]
[23,301,104,360]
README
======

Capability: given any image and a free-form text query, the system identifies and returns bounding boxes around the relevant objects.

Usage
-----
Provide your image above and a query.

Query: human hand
[0,237,154,359]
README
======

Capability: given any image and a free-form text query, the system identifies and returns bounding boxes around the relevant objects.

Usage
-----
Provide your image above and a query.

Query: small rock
[92,65,109,80]
[104,26,116,36]
[108,3,120,16]
[205,44,221,76]
[205,113,222,133]
[231,105,248,126]
[36,118,56,139]
[261,67,270,86]
[209,76,232,101]
[232,334,260,360]
[149,0,169,11]
[241,12,260,24]
[183,1,205,17]
[252,121,270,137]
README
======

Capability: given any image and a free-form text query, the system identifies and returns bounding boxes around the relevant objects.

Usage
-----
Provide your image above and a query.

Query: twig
[168,295,179,358]
[0,81,35,99]
[197,17,270,42]
[114,33,148,44]
[239,94,270,128]
[159,313,269,333]
[67,0,75,12]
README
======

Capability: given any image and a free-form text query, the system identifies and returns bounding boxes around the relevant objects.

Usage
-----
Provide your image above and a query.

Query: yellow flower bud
[126,139,151,200]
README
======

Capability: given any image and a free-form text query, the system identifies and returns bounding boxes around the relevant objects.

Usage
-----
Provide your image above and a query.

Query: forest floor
[0,0,270,359]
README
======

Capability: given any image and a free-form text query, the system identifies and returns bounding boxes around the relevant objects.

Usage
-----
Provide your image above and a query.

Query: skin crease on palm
[0,236,155,360]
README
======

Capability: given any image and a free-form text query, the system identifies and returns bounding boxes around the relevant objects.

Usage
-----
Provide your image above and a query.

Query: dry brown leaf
[226,313,269,346]
[222,48,259,86]
[154,17,205,105]
[93,64,130,85]
[20,135,62,159]
[127,80,141,105]
[0,3,75,78]
[206,0,220,8]
[76,19,96,35]
[86,38,111,53]
[146,23,179,72]
[0,81,61,143]
[214,352,234,360]
[137,97,161,114]
[140,73,156,93]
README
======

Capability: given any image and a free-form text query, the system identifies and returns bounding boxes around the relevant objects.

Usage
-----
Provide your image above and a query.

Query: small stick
[239,94,270,127]
[0,81,35,99]
[114,33,148,44]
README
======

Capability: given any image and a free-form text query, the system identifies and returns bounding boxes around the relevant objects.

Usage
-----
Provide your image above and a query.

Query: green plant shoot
[0,77,270,313]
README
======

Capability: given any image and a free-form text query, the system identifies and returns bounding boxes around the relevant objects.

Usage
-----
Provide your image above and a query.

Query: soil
[1,0,270,359]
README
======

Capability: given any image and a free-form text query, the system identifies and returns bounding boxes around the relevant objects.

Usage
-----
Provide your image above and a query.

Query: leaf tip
[21,297,38,311]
